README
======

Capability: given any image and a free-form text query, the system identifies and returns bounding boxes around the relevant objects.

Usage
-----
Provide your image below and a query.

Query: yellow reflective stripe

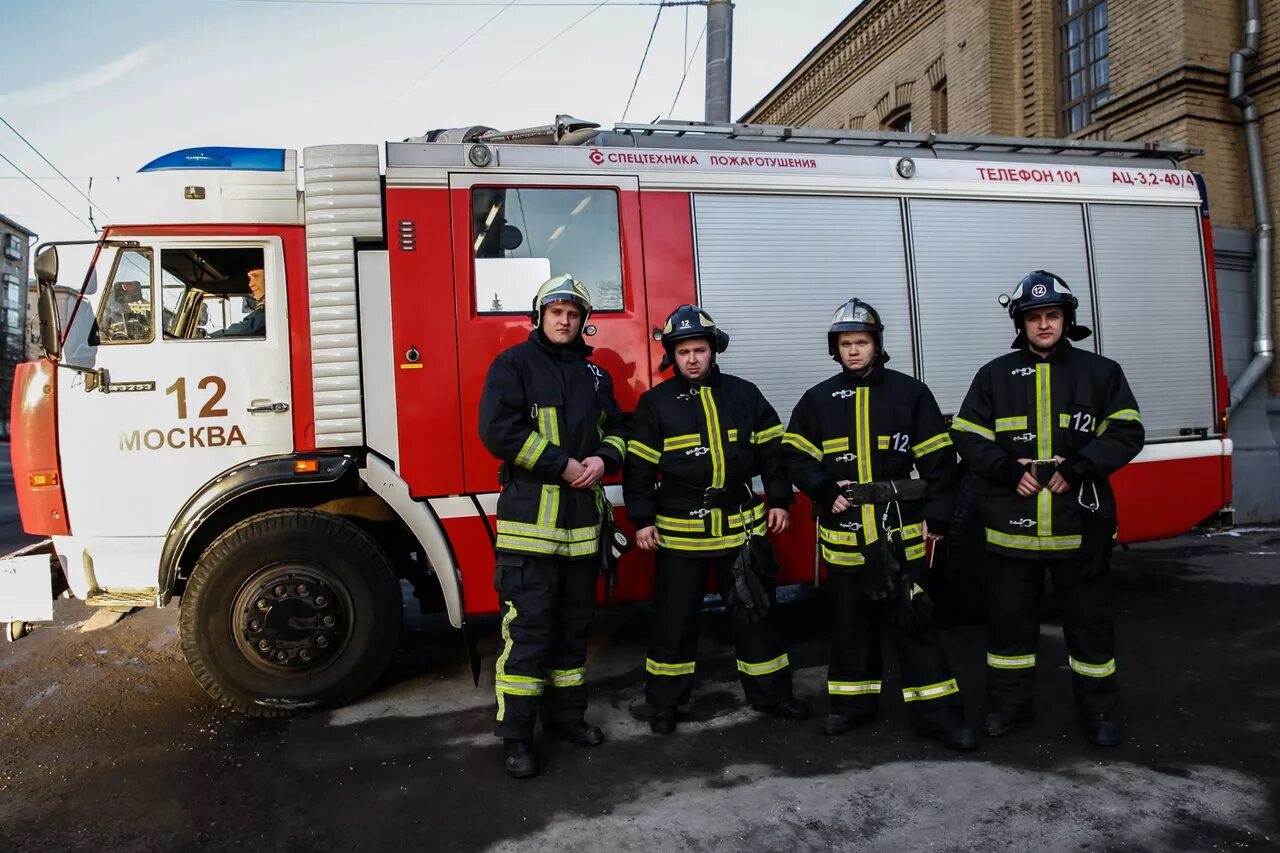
[902,678,959,703]
[646,658,696,676]
[727,503,765,528]
[494,534,599,558]
[904,543,926,561]
[1035,364,1053,537]
[751,424,783,444]
[821,437,850,454]
[952,417,995,441]
[699,388,726,488]
[900,523,924,540]
[537,406,560,446]
[912,431,953,457]
[821,544,867,566]
[495,519,599,543]
[737,654,789,676]
[829,680,881,695]
[856,387,877,544]
[550,667,586,687]
[988,652,1037,669]
[660,528,761,551]
[1097,408,1141,436]
[995,416,1029,432]
[1069,656,1116,678]
[663,433,702,451]
[877,435,890,450]
[985,528,1082,551]
[819,526,860,546]
[783,432,822,460]
[537,484,561,529]
[603,434,627,458]
[656,515,705,532]
[1059,413,1071,429]
[728,428,739,442]
[496,603,544,715]
[627,440,661,464]
[515,432,548,470]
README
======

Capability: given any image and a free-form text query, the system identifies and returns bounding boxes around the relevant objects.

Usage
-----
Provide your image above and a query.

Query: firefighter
[478,274,628,779]
[624,305,810,734]
[784,298,976,750]
[951,270,1143,747]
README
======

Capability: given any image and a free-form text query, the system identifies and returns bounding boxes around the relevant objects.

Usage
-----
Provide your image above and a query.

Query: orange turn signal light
[294,459,319,473]
[29,471,60,488]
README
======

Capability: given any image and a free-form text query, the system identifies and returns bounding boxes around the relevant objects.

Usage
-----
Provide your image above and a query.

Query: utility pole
[705,0,733,123]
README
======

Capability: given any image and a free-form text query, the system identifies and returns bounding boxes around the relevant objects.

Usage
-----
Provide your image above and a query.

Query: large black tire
[179,509,402,717]
[934,473,988,624]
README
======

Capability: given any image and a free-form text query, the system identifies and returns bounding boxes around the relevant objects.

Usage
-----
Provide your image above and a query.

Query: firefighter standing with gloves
[784,298,977,749]
[951,270,1142,747]
[478,275,628,779]
[624,305,810,734]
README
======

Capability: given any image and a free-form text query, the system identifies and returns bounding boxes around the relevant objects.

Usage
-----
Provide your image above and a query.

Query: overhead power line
[0,149,95,232]
[0,114,110,218]
[621,3,663,122]
[667,21,706,118]
[386,0,518,108]
[492,1,613,84]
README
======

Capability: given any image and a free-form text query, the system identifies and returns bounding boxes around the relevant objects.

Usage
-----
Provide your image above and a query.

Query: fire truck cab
[5,117,1232,715]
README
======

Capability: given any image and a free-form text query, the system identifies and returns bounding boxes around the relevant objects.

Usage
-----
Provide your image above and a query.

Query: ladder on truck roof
[608,120,1202,162]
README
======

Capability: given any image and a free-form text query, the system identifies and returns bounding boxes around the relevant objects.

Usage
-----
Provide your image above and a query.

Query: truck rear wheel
[179,508,402,717]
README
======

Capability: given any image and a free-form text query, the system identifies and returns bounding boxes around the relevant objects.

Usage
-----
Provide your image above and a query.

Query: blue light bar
[139,147,287,172]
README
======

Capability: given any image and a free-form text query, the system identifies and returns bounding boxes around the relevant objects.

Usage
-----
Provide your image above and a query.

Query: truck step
[85,589,157,608]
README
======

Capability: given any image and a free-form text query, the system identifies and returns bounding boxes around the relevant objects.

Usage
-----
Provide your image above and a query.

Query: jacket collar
[529,328,593,360]
[673,362,723,389]
[836,361,884,387]
[1018,338,1073,364]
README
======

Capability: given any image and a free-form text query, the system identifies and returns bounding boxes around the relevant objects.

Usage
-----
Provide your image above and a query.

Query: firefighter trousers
[985,550,1118,715]
[645,550,793,709]
[493,554,598,740]
[826,565,963,727]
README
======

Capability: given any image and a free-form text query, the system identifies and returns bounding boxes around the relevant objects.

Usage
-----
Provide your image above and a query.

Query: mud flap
[0,541,59,624]
[463,621,482,686]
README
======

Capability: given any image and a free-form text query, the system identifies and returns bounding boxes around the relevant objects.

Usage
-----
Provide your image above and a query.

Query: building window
[933,82,948,134]
[1060,0,1109,134]
[885,109,913,133]
[3,234,22,261]
[2,274,19,330]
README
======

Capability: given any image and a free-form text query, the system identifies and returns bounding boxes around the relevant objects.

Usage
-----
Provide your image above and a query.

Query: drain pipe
[1228,0,1275,413]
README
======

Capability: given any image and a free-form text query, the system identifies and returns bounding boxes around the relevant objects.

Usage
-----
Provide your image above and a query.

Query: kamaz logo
[831,389,857,399]
[689,508,712,518]
[1009,518,1037,528]
[833,452,856,462]
[1010,432,1037,443]
[1011,367,1036,377]
[685,447,711,457]
[839,521,863,531]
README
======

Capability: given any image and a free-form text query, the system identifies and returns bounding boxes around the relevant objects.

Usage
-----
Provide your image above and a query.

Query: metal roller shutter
[909,199,1096,415]
[1089,204,1215,440]
[694,194,910,424]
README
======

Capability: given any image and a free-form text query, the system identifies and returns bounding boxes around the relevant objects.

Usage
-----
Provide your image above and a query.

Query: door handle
[246,402,290,414]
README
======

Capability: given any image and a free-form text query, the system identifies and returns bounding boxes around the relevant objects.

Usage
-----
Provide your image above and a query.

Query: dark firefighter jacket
[951,341,1143,559]
[784,364,958,568]
[623,366,792,556]
[479,330,628,560]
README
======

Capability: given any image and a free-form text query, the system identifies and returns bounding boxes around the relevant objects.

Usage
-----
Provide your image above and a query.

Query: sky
[0,0,859,249]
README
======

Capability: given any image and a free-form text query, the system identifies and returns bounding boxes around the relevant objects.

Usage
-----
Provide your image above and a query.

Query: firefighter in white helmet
[784,298,976,749]
[951,271,1143,747]
[478,275,628,778]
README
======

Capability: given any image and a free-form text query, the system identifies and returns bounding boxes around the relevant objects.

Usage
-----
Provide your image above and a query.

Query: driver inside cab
[210,268,266,338]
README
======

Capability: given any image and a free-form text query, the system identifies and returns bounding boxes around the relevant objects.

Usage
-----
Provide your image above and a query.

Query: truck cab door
[448,174,651,493]
[55,236,293,593]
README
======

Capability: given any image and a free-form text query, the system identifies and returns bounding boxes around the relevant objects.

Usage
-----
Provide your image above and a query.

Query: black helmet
[530,274,593,326]
[659,304,729,371]
[1000,270,1091,347]
[827,297,889,363]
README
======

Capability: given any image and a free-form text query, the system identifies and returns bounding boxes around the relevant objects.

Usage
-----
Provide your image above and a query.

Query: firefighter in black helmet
[478,274,628,778]
[951,270,1143,747]
[623,304,810,734]
[784,298,976,749]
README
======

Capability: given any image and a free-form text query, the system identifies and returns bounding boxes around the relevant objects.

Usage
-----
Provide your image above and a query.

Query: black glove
[894,579,936,634]
[727,536,776,623]
[1077,505,1116,579]
[598,522,631,601]
[863,537,901,602]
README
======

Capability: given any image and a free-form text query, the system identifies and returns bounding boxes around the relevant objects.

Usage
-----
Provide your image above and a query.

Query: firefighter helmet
[659,304,729,371]
[827,297,889,362]
[999,270,1092,345]
[530,274,593,325]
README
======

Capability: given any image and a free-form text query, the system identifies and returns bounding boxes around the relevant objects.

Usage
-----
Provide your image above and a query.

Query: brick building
[743,0,1280,522]
[0,214,36,440]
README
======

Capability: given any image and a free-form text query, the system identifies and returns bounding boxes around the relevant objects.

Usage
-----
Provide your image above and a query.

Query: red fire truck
[4,117,1231,715]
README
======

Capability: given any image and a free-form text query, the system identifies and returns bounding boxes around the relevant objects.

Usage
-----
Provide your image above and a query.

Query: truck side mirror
[38,283,62,360]
[34,245,58,286]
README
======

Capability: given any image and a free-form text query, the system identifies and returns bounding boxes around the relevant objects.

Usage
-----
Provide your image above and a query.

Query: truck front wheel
[179,508,402,717]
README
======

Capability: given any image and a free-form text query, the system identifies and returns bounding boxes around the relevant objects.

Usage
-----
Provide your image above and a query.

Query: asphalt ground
[0,468,1277,850]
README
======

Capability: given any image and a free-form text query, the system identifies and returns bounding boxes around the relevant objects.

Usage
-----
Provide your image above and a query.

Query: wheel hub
[233,567,347,670]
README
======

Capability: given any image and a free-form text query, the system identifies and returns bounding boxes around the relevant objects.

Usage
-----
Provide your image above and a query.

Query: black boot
[822,711,876,736]
[752,697,812,721]
[503,739,537,779]
[547,718,605,746]
[650,706,677,735]
[915,710,978,751]
[1080,712,1123,747]
[981,705,1033,738]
